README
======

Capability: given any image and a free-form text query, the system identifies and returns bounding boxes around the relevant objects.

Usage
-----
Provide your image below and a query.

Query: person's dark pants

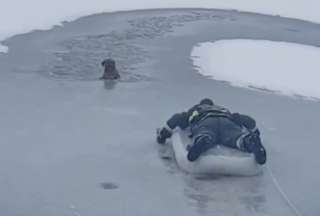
[187,117,245,161]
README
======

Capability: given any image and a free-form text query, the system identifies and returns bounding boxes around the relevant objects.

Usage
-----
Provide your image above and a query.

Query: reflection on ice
[103,80,118,90]
[182,174,267,215]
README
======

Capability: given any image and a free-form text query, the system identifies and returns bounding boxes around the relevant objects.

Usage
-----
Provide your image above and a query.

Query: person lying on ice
[157,98,267,165]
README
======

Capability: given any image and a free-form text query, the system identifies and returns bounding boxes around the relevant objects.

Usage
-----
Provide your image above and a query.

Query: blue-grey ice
[1,8,320,216]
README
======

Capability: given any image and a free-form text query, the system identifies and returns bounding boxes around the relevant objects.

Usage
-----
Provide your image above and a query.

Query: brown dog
[101,59,120,80]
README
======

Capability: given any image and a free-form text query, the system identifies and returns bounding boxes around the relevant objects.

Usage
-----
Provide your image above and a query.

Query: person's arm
[157,112,189,144]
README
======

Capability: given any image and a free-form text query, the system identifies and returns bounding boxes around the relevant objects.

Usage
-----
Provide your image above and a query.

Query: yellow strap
[188,110,199,123]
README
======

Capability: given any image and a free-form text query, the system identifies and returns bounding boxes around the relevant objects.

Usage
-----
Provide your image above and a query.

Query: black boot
[253,145,266,165]
[187,135,216,162]
[244,132,267,165]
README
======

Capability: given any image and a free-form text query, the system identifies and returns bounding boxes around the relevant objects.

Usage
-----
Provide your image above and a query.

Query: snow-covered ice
[1,0,320,52]
[192,40,320,100]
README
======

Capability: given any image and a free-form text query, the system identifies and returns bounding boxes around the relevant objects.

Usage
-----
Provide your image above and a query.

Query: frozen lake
[1,9,320,216]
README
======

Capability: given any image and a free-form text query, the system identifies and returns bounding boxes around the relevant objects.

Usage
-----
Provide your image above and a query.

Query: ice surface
[1,8,320,216]
[192,40,320,100]
[2,0,320,53]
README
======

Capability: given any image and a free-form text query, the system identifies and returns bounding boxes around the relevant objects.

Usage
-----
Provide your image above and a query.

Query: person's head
[199,98,214,106]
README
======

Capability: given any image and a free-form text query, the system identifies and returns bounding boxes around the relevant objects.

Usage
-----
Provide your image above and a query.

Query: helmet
[199,98,214,106]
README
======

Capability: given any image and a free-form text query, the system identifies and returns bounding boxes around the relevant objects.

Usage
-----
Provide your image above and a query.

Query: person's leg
[187,132,217,161]
[219,118,244,149]
[219,118,266,165]
[242,130,267,165]
[188,118,218,161]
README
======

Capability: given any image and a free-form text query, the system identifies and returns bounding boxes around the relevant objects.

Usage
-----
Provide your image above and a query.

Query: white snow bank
[191,40,320,100]
[0,46,8,53]
[1,0,320,53]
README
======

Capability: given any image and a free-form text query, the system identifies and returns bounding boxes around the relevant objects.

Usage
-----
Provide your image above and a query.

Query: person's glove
[156,127,172,144]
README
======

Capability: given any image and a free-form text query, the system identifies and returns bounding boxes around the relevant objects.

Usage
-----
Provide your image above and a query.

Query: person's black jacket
[157,103,256,144]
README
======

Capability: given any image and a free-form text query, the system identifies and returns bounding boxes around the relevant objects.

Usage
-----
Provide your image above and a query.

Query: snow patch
[191,40,320,100]
[0,44,8,53]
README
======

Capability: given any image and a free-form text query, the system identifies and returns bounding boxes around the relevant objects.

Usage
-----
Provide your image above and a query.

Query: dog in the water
[101,59,120,80]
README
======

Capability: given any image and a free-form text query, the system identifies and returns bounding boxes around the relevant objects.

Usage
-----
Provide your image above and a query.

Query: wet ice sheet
[192,40,320,100]
[1,9,320,216]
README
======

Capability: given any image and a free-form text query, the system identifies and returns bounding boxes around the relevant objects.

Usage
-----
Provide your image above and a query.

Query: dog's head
[101,58,120,80]
[101,59,116,70]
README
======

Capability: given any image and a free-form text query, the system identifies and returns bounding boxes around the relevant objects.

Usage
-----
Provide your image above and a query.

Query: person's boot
[187,135,215,162]
[244,132,267,165]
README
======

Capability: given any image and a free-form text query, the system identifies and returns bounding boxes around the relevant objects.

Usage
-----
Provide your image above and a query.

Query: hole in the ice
[99,182,119,190]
